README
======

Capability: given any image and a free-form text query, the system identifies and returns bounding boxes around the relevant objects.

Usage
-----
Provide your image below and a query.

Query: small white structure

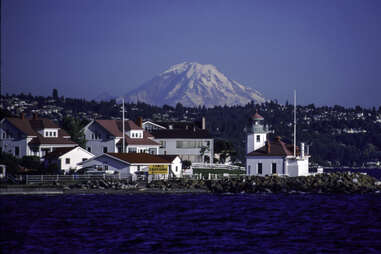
[0,164,6,179]
[79,153,183,178]
[44,146,94,174]
[246,113,310,177]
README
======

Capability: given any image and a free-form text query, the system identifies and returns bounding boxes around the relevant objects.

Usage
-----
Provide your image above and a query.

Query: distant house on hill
[82,119,160,156]
[246,113,310,177]
[44,146,94,174]
[143,117,214,163]
[0,113,77,158]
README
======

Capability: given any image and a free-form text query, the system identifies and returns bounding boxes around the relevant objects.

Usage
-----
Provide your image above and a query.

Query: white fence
[25,174,122,185]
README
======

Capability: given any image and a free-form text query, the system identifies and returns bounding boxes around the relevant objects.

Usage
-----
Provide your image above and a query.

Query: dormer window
[43,129,58,137]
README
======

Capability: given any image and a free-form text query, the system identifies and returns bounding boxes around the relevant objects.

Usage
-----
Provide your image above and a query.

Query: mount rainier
[125,62,266,107]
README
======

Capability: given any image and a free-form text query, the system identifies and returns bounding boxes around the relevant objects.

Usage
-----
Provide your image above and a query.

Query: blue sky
[1,0,380,107]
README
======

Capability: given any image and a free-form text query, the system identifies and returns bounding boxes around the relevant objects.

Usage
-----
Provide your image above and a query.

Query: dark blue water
[1,194,381,254]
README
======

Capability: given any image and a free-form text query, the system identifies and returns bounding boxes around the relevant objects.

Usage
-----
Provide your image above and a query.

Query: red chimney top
[266,141,271,153]
[136,117,143,128]
[20,112,25,119]
[32,113,38,120]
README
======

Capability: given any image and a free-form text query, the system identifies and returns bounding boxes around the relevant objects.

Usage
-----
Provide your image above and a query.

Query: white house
[0,113,77,158]
[246,112,310,177]
[82,119,160,155]
[80,153,183,178]
[143,118,214,164]
[44,146,94,174]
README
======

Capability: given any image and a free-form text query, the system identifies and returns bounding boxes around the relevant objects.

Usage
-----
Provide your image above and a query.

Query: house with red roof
[82,119,160,156]
[0,113,77,158]
[246,112,310,177]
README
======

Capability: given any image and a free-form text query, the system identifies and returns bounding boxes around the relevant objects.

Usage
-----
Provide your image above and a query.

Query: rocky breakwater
[147,179,209,193]
[205,172,381,194]
[56,179,139,193]
[52,172,381,194]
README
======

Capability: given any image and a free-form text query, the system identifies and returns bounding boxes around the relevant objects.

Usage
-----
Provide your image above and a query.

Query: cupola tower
[247,112,268,153]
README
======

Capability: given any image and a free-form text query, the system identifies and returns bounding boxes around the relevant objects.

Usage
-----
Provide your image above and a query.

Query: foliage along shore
[2,172,381,195]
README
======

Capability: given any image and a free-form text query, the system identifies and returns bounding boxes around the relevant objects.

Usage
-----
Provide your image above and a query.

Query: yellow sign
[148,165,168,175]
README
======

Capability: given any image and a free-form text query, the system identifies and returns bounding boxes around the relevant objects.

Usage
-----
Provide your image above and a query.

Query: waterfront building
[246,113,310,177]
[0,113,77,158]
[44,146,94,174]
[82,119,160,155]
[143,117,214,163]
[80,153,182,178]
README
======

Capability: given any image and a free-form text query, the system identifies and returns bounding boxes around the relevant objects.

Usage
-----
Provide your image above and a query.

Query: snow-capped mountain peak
[125,62,266,107]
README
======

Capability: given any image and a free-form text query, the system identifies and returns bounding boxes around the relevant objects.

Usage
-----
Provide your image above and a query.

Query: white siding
[247,133,267,154]
[246,156,284,176]
[81,155,131,178]
[58,147,94,173]
[156,138,213,163]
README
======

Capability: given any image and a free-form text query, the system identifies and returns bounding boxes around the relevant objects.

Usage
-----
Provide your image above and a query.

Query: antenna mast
[293,90,296,158]
[122,97,125,153]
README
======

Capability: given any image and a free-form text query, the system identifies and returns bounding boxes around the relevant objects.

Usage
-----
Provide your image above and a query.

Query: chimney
[33,113,38,120]
[266,141,271,154]
[201,116,206,130]
[301,143,305,158]
[20,112,25,119]
[136,117,143,128]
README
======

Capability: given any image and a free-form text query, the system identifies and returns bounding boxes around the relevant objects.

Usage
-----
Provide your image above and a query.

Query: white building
[44,146,94,174]
[143,118,214,164]
[246,113,310,177]
[82,119,160,155]
[0,113,77,158]
[80,153,183,178]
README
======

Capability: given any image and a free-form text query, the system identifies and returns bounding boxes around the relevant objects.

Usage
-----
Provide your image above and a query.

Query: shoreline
[1,172,381,195]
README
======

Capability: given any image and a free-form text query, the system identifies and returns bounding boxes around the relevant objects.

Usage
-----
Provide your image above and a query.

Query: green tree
[61,116,87,148]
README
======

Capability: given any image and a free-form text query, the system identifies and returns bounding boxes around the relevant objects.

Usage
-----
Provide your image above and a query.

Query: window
[103,147,108,153]
[176,166,178,172]
[176,141,203,149]
[2,133,6,139]
[248,165,251,175]
[160,141,166,148]
[87,147,91,152]
[15,146,20,156]
[66,158,70,164]
[132,133,135,138]
[258,163,262,174]
[256,135,260,142]
[272,163,277,174]
[128,147,137,153]
[92,134,95,139]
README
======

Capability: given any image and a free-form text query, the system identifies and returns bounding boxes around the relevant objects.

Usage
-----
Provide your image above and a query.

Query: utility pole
[122,97,125,153]
[293,90,296,158]
[117,97,125,153]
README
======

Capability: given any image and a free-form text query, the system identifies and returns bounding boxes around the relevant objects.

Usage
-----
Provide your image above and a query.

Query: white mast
[293,90,296,158]
[122,97,125,153]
